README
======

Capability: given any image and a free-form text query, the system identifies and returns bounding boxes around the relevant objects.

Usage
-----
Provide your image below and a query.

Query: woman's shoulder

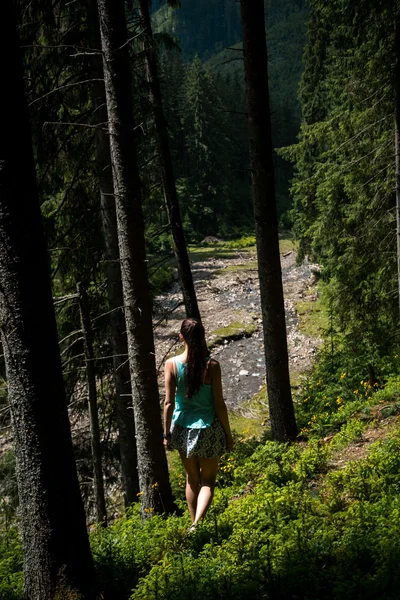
[165,354,186,373]
[165,356,179,371]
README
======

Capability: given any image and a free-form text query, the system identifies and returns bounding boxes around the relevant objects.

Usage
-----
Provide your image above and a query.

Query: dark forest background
[150,0,307,240]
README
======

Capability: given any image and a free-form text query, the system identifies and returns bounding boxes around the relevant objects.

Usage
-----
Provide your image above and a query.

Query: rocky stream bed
[154,245,322,412]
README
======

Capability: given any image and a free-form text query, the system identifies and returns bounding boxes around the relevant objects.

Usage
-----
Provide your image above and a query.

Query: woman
[163,318,233,531]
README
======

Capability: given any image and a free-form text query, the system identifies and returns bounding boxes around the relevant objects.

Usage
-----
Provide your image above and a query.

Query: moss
[208,321,258,349]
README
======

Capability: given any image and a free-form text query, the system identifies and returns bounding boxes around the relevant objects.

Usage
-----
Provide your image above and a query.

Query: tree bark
[87,0,139,506]
[240,0,297,442]
[0,3,94,598]
[97,0,174,516]
[77,283,107,525]
[137,0,201,321]
[395,16,400,316]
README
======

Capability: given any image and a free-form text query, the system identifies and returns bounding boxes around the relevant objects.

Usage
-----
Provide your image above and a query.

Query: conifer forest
[2,0,400,598]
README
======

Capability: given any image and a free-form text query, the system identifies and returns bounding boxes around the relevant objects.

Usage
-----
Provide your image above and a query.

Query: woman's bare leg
[179,453,200,522]
[193,457,219,525]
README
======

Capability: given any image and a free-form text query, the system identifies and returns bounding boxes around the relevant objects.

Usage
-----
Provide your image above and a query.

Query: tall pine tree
[97,0,174,516]
[0,2,94,597]
[240,0,297,442]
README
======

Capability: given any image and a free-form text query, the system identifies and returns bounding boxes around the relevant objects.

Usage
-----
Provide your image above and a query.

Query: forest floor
[154,237,323,433]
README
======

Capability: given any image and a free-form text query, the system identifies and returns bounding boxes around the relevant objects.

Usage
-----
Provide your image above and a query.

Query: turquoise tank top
[171,358,214,429]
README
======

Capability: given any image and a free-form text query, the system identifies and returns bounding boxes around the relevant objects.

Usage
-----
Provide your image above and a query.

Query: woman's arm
[211,360,234,451]
[163,358,176,448]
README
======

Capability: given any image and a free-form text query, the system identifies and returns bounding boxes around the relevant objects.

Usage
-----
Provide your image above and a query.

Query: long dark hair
[181,319,207,398]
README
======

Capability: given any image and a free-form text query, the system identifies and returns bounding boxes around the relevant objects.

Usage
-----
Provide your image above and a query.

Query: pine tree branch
[29,78,105,106]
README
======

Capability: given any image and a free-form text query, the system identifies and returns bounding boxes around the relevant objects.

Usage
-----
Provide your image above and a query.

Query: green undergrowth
[0,524,23,600]
[228,384,269,439]
[3,336,400,599]
[90,338,400,600]
[88,378,400,599]
[149,264,175,296]
[214,263,258,275]
[228,412,265,439]
[188,231,296,263]
[295,294,327,338]
[278,234,297,254]
[188,245,241,262]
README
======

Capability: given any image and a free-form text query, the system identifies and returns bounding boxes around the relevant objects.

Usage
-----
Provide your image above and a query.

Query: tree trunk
[240,0,297,442]
[137,0,201,321]
[77,283,107,525]
[0,4,94,598]
[97,0,174,516]
[87,0,139,506]
[395,16,400,316]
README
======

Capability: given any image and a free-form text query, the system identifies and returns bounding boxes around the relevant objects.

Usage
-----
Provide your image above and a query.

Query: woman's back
[172,358,214,429]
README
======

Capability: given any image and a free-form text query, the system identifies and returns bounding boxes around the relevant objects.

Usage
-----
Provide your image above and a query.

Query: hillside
[153,0,308,222]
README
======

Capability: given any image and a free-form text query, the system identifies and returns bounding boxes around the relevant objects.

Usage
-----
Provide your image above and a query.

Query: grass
[290,370,305,392]
[279,236,297,254]
[188,231,297,264]
[229,412,265,438]
[214,263,258,275]
[295,293,328,338]
[188,245,241,262]
[230,371,306,439]
[228,384,268,439]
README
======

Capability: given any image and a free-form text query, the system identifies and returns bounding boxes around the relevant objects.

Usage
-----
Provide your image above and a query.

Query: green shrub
[225,235,256,249]
[0,525,23,600]
[149,263,175,296]
[130,430,400,600]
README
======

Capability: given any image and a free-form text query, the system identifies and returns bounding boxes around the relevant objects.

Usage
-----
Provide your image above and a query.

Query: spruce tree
[0,2,94,597]
[288,0,397,352]
[240,0,297,442]
[97,0,174,516]
[138,0,201,320]
[181,56,229,237]
[87,0,139,506]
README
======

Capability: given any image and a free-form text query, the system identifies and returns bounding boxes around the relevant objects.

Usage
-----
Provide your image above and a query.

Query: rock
[201,236,220,244]
[239,369,249,376]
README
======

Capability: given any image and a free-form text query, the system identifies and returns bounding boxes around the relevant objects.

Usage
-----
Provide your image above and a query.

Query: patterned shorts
[169,417,227,459]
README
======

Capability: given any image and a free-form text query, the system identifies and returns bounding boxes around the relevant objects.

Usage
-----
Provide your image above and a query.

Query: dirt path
[154,245,322,410]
